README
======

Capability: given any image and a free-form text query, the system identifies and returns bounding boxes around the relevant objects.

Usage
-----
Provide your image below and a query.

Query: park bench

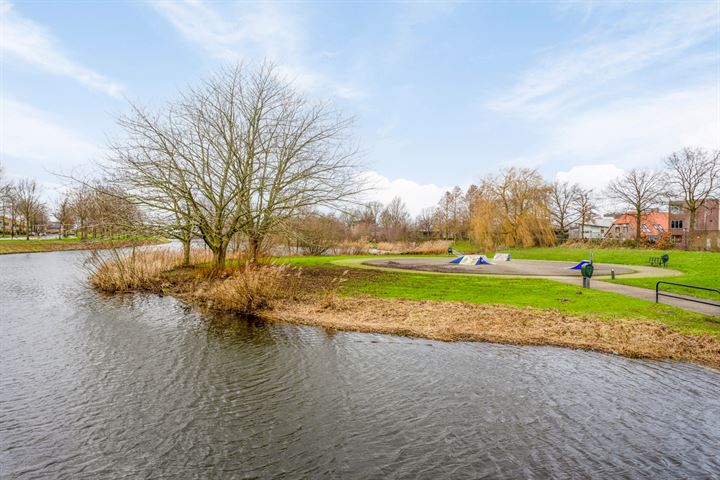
[649,254,669,268]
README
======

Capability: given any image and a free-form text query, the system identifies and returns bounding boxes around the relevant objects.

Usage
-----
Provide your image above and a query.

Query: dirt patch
[266,297,720,369]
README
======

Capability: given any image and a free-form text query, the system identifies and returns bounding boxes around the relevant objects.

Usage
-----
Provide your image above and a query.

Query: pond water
[1,250,719,479]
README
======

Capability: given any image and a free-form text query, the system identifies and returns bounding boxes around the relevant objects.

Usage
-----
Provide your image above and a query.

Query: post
[611,269,615,280]
[655,282,659,303]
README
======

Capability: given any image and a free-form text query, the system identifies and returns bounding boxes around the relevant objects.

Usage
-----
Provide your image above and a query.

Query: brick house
[604,211,669,241]
[669,199,720,250]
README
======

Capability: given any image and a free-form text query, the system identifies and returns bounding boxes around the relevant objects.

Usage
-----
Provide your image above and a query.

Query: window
[671,220,683,229]
[640,224,649,233]
[623,225,628,233]
[655,224,664,233]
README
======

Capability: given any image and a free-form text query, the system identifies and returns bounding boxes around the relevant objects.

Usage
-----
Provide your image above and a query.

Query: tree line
[3,63,718,257]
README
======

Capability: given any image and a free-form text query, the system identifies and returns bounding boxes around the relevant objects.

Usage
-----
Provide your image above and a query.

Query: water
[1,251,719,479]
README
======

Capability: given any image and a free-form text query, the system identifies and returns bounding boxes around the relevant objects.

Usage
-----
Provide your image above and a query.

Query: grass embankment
[90,250,720,368]
[0,236,167,255]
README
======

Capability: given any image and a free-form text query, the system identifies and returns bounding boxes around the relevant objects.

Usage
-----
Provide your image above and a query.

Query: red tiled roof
[609,211,669,236]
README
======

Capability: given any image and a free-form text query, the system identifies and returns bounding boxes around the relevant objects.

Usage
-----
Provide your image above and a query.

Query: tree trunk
[689,208,697,236]
[635,209,642,242]
[211,244,227,271]
[182,238,191,266]
[249,236,261,263]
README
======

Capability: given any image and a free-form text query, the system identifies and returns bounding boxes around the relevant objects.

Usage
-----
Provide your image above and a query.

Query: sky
[1,0,719,216]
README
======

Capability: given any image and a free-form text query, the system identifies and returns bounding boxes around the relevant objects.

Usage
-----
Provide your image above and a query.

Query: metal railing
[655,281,720,309]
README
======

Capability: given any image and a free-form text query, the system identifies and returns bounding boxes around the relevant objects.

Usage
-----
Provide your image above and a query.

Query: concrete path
[549,276,720,317]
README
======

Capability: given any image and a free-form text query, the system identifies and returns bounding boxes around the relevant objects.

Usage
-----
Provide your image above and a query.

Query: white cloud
[150,0,366,101]
[0,0,124,97]
[360,171,453,217]
[489,2,718,117]
[555,164,624,191]
[0,96,101,165]
[550,85,719,167]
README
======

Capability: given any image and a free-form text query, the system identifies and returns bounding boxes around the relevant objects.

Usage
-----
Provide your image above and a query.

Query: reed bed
[87,247,212,292]
[374,240,452,254]
[191,263,301,315]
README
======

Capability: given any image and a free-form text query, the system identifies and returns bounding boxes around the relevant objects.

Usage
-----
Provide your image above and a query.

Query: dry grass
[88,247,212,292]
[268,297,720,369]
[190,263,301,314]
[334,241,369,255]
[375,240,452,254]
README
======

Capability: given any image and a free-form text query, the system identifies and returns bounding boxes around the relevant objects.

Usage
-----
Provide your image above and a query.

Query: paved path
[548,276,720,316]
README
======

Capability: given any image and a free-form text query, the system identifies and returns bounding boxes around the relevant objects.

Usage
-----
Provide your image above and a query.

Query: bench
[649,254,669,268]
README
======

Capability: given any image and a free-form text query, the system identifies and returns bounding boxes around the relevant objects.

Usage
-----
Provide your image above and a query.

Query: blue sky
[1,0,718,215]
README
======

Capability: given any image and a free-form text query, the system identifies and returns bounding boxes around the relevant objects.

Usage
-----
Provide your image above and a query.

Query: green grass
[506,247,720,300]
[0,236,165,254]
[274,255,720,336]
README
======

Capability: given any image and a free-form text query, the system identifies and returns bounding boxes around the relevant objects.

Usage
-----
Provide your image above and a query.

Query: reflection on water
[1,250,719,479]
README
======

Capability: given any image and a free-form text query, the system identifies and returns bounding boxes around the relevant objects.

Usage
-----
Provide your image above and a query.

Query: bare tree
[54,195,76,237]
[415,207,435,237]
[573,188,597,239]
[14,178,43,240]
[665,147,720,235]
[0,163,15,236]
[106,63,362,269]
[380,197,410,241]
[549,181,580,242]
[605,169,666,241]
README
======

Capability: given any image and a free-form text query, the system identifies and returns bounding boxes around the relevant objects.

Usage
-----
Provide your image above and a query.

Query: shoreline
[0,238,169,255]
[263,297,720,370]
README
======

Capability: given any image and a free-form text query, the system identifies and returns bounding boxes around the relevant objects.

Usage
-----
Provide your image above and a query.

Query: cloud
[360,171,454,217]
[488,2,718,117]
[0,1,124,97]
[0,96,101,165]
[555,164,624,191]
[549,84,719,167]
[150,0,366,101]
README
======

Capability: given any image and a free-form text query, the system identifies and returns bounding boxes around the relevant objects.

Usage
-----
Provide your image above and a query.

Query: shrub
[655,232,674,250]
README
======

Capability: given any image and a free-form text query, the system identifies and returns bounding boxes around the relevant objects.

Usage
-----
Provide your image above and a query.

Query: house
[669,199,720,250]
[568,217,613,239]
[604,211,669,241]
[46,222,63,235]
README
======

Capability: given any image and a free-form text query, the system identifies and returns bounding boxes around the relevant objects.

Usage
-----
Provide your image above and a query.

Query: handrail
[655,281,720,309]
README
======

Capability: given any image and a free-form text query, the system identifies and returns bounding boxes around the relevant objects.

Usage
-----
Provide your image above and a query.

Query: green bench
[649,254,669,267]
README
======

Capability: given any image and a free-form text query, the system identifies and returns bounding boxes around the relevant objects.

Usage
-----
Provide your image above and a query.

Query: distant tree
[549,181,580,242]
[573,188,598,238]
[54,195,76,237]
[664,147,720,235]
[380,196,410,241]
[415,207,435,237]
[14,178,43,240]
[291,212,347,255]
[605,169,666,241]
[469,167,555,250]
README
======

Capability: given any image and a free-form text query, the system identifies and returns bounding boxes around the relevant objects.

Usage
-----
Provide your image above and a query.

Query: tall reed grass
[87,247,211,292]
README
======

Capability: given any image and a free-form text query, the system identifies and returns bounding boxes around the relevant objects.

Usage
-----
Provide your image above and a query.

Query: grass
[0,236,166,254]
[273,255,720,336]
[506,247,720,300]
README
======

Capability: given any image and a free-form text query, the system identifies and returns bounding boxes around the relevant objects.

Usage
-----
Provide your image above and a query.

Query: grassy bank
[88,250,720,369]
[505,247,719,300]
[276,256,719,336]
[0,236,167,255]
